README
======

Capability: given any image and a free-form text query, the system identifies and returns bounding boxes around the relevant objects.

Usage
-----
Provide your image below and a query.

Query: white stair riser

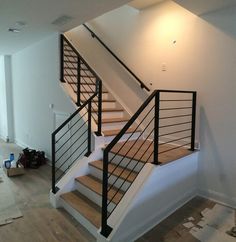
[75,181,116,213]
[100,111,125,119]
[89,166,131,192]
[102,121,127,131]
[60,198,98,238]
[104,131,141,144]
[108,154,145,173]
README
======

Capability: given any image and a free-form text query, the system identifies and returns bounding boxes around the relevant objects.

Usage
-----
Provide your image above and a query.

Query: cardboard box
[4,164,25,177]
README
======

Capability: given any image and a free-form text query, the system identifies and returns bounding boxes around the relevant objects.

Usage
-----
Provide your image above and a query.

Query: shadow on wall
[201,5,236,41]
[84,21,149,102]
[198,107,235,205]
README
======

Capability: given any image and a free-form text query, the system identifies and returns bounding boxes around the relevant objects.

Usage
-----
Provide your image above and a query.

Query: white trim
[198,189,236,209]
[14,138,28,149]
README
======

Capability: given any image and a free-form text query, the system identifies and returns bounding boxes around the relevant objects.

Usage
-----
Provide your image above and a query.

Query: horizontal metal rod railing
[101,89,197,237]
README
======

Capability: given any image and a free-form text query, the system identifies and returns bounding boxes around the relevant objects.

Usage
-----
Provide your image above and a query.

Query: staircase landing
[110,139,193,164]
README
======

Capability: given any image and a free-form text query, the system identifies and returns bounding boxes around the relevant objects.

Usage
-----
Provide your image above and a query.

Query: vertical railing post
[76,58,81,106]
[60,35,65,83]
[190,92,197,151]
[52,134,56,193]
[101,150,112,237]
[96,78,102,136]
[153,91,160,165]
[85,100,92,157]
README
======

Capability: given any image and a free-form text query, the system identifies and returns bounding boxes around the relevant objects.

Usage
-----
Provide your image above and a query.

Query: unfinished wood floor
[0,140,95,242]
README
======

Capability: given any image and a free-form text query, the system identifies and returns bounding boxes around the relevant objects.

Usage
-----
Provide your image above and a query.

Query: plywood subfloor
[110,139,193,164]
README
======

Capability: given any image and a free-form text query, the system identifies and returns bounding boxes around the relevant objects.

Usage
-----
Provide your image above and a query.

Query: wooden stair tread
[102,127,141,136]
[101,117,130,123]
[60,190,101,228]
[92,107,124,113]
[94,117,129,124]
[75,175,124,204]
[90,160,137,182]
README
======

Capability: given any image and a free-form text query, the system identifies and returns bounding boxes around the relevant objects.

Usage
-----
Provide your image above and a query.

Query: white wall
[67,1,236,207]
[0,56,8,140]
[11,33,75,158]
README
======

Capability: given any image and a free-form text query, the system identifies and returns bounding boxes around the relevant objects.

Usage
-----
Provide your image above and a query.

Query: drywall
[67,1,236,207]
[109,153,198,242]
[11,33,75,158]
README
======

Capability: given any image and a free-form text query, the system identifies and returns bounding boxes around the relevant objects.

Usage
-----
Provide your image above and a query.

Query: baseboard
[198,189,236,209]
[0,134,8,142]
[124,189,197,242]
[14,139,29,149]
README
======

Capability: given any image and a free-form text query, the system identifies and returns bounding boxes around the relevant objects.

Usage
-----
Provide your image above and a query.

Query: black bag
[18,148,46,169]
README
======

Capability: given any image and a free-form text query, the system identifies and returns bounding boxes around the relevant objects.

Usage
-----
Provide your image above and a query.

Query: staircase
[50,33,197,241]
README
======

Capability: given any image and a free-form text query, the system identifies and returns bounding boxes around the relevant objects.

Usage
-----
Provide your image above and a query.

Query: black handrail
[100,89,197,237]
[83,24,150,92]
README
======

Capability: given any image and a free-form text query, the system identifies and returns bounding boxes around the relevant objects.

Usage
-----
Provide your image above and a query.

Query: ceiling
[173,0,236,15]
[1,0,236,55]
[128,0,165,10]
[0,0,130,55]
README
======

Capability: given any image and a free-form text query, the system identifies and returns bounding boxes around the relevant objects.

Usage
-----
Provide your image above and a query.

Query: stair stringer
[99,152,198,242]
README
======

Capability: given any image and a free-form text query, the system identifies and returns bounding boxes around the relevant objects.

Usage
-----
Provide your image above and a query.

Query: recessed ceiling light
[8,28,21,33]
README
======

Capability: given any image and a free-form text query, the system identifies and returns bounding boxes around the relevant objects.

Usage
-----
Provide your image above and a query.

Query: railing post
[60,35,65,83]
[52,134,56,193]
[85,100,92,157]
[190,92,197,151]
[96,79,102,136]
[76,58,81,106]
[101,150,112,237]
[153,91,160,165]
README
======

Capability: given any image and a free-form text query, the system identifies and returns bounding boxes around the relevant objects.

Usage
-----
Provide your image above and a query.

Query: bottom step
[60,191,101,230]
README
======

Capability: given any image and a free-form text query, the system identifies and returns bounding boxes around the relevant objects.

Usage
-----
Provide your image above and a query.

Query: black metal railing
[83,24,150,92]
[61,35,102,135]
[100,90,197,237]
[52,94,98,194]
[52,35,104,194]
